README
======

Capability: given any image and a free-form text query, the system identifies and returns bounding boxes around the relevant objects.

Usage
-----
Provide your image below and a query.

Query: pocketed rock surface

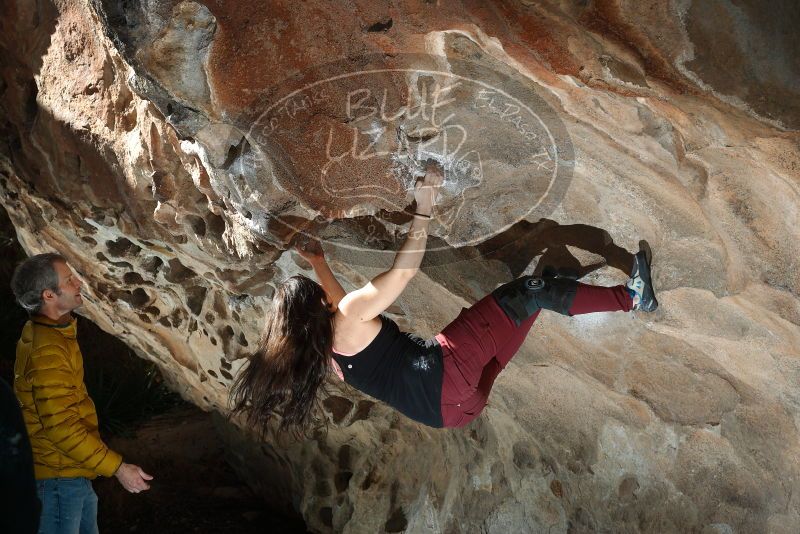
[1,1,799,533]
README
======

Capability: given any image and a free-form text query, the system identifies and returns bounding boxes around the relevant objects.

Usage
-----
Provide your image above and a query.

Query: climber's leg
[435,293,536,386]
[437,255,655,428]
[482,282,634,377]
[567,283,633,315]
[441,357,503,428]
[435,293,539,425]
[439,279,636,427]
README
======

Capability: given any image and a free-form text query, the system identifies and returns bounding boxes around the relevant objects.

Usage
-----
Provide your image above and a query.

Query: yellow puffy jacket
[13,315,122,479]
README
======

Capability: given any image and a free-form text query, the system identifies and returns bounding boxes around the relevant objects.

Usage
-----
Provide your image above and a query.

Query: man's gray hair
[10,253,66,314]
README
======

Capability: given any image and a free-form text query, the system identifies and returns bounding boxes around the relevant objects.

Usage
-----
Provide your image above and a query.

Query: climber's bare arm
[336,261,422,322]
[295,241,346,310]
[336,162,443,323]
[312,260,347,311]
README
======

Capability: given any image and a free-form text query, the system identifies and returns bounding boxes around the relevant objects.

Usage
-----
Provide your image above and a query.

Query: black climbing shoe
[626,250,658,312]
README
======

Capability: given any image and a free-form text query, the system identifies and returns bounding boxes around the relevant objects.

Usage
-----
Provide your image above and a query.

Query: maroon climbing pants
[435,282,633,428]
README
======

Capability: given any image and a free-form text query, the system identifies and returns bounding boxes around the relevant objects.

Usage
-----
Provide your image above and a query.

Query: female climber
[230,161,658,433]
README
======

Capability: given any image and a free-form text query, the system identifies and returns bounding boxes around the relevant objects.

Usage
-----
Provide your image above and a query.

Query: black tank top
[331,315,444,428]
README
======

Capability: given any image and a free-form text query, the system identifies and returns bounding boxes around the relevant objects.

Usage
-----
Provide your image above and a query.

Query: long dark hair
[230,274,335,437]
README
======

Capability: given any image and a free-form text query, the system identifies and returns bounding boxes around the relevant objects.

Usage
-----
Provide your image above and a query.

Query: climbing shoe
[626,250,658,312]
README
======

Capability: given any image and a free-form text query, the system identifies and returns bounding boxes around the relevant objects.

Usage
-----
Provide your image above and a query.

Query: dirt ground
[93,405,309,534]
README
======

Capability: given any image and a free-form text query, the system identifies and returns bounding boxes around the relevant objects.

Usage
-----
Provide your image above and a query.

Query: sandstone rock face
[2,1,799,533]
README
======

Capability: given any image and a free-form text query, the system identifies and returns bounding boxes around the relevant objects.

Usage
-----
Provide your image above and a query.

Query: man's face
[48,261,83,313]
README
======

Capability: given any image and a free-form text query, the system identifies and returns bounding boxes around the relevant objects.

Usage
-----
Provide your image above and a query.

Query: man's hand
[114,462,153,494]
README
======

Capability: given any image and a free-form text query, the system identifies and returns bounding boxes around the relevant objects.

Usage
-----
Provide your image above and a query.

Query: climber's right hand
[414,161,444,214]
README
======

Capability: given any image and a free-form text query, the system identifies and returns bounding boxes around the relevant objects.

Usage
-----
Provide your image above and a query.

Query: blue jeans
[36,477,99,534]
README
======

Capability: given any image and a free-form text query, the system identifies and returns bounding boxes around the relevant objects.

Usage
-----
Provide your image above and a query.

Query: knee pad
[536,276,578,316]
[492,275,578,326]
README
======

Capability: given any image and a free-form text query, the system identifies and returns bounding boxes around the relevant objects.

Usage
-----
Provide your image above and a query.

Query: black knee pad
[535,276,578,316]
[492,275,578,326]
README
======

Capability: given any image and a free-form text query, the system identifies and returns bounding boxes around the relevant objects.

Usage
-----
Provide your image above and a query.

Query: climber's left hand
[294,237,325,264]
